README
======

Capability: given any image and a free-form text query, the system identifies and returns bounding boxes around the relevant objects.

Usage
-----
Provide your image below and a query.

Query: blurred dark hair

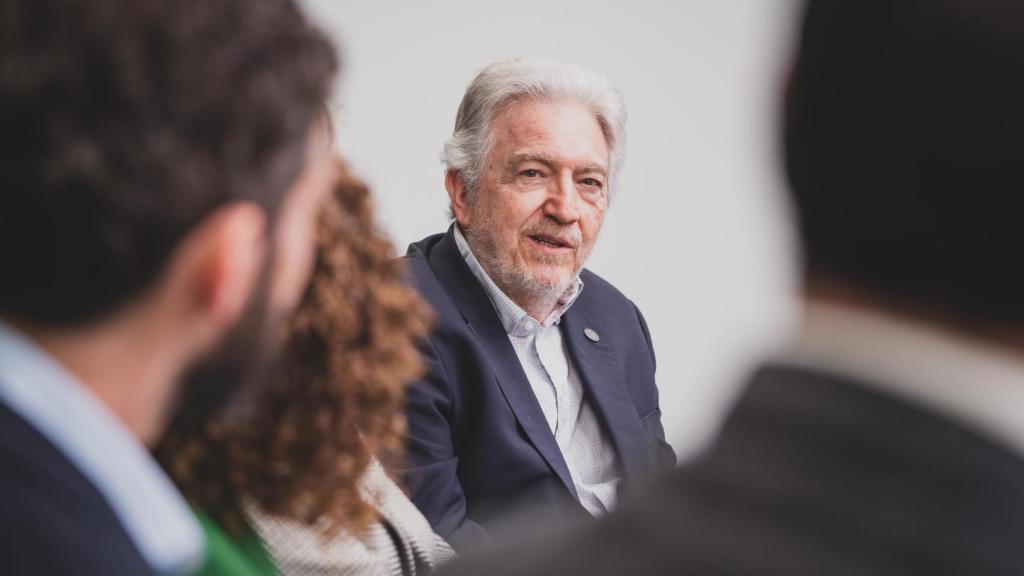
[159,161,433,535]
[786,0,1024,327]
[0,0,337,326]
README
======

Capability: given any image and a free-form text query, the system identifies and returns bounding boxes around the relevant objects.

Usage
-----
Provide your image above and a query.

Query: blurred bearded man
[0,0,337,574]
[401,59,675,551]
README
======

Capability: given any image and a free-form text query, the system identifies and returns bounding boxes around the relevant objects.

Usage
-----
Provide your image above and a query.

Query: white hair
[442,58,627,210]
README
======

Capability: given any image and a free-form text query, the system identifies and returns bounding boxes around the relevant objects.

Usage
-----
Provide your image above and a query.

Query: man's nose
[544,172,580,224]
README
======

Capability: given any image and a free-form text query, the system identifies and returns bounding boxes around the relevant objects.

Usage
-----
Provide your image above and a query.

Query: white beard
[465,213,577,311]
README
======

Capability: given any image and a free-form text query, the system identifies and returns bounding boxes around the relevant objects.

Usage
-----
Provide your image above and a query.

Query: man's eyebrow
[506,154,609,176]
[577,163,609,177]
[506,153,557,169]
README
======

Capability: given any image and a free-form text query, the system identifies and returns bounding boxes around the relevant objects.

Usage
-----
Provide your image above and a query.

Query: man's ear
[181,202,267,333]
[445,170,472,227]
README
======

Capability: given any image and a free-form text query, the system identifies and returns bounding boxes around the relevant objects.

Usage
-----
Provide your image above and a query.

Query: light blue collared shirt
[0,321,204,574]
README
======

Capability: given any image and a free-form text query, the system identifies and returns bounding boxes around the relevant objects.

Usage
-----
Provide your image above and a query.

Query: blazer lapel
[427,227,578,498]
[561,305,649,484]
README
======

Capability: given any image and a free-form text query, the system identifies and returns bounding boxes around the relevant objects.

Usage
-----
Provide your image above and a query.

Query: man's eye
[520,169,542,178]
[580,178,603,188]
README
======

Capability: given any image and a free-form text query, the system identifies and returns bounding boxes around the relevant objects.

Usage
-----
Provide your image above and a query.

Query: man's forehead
[493,99,607,139]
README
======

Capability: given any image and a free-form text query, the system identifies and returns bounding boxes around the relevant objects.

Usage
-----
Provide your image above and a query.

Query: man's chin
[523,269,575,296]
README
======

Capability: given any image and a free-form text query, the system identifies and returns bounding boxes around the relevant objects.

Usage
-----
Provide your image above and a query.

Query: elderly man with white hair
[401,58,675,551]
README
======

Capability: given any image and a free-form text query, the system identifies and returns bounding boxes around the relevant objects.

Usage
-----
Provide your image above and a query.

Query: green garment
[191,509,278,576]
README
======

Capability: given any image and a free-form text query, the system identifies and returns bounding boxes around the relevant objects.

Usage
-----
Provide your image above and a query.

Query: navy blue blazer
[400,227,675,550]
[0,401,156,575]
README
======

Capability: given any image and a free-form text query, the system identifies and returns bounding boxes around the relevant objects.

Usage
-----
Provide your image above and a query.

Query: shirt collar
[453,224,582,336]
[0,321,205,574]
[781,300,1024,458]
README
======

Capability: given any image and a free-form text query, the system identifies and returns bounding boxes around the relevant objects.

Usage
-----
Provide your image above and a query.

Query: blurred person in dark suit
[400,58,675,551]
[0,0,337,574]
[441,1,1024,574]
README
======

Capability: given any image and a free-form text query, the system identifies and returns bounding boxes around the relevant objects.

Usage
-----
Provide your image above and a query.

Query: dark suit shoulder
[444,367,1024,575]
[578,267,635,307]
[403,232,445,271]
[577,266,647,342]
[570,268,650,354]
[0,403,156,575]
[402,233,456,299]
[577,267,628,301]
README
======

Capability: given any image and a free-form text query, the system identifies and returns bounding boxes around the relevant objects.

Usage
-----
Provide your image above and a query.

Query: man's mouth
[528,234,575,252]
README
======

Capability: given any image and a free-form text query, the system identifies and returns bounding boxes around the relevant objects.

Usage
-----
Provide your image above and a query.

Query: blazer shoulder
[574,269,656,368]
[0,404,155,574]
[579,268,629,299]
[578,268,642,314]
[401,233,447,285]
[403,232,446,263]
[0,402,119,522]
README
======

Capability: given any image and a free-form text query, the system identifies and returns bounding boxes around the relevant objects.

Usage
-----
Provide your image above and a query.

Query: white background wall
[300,0,803,461]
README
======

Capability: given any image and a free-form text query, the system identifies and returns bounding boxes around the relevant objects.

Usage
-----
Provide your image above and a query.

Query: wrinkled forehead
[488,99,610,170]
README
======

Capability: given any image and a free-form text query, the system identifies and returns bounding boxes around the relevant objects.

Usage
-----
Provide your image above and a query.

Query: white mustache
[522,226,580,248]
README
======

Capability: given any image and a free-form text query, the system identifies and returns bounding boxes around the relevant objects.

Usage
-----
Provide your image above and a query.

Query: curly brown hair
[158,159,432,536]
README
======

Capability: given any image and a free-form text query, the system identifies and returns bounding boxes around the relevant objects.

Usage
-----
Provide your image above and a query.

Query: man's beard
[164,272,286,441]
[467,211,584,308]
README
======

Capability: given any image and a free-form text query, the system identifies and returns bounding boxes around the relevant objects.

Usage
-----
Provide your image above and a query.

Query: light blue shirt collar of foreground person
[0,321,204,574]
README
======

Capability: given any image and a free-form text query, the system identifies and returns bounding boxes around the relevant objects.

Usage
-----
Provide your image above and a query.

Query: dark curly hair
[159,160,433,535]
[0,0,337,326]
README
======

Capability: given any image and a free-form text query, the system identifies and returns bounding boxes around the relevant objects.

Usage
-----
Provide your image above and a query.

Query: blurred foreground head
[0,0,338,440]
[786,0,1024,332]
[160,161,433,535]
